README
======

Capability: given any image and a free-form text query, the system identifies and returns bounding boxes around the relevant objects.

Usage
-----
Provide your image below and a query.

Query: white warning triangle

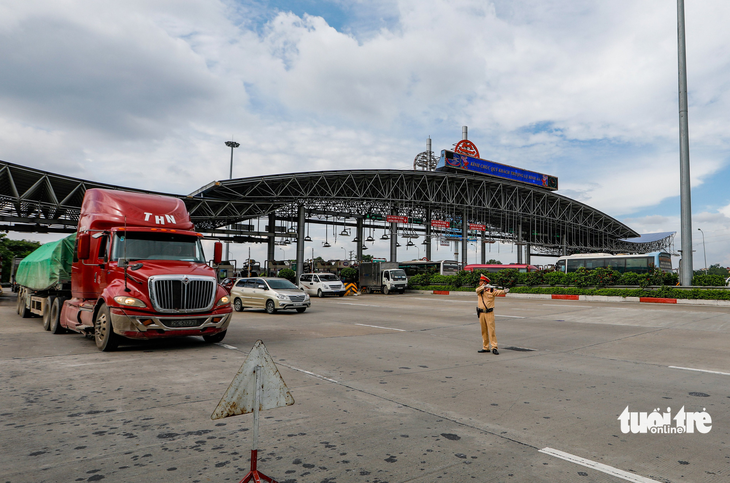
[211,340,295,420]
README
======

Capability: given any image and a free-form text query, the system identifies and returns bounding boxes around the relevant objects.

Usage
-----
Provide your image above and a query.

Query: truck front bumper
[110,309,232,339]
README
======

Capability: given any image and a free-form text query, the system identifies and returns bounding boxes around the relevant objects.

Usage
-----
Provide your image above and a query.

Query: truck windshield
[391,269,407,281]
[111,232,205,262]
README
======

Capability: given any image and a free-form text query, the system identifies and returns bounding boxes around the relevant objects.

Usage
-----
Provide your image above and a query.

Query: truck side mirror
[77,233,90,260]
[213,242,223,265]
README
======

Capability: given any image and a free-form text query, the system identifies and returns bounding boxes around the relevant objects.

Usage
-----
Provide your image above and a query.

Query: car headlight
[216,296,231,306]
[276,293,289,301]
[114,296,146,308]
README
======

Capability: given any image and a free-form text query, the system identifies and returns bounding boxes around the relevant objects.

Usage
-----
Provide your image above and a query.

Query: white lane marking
[496,315,525,319]
[337,302,383,307]
[278,363,339,383]
[355,323,407,332]
[217,343,238,350]
[541,304,590,308]
[539,447,660,483]
[669,366,730,376]
[62,359,137,367]
[411,298,473,303]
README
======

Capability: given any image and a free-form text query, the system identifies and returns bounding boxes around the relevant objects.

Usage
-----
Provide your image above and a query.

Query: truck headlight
[216,296,231,306]
[114,296,146,308]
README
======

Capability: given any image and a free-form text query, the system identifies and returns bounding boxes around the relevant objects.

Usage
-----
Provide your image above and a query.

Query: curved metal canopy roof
[0,159,670,255]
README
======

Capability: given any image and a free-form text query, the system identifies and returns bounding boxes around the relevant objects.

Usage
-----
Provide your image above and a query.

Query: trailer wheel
[94,303,120,351]
[203,330,227,343]
[19,291,31,318]
[16,289,24,315]
[50,297,66,334]
[42,296,56,331]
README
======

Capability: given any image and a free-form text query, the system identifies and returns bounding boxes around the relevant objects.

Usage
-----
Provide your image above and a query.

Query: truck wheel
[265,299,277,314]
[50,297,66,334]
[16,290,24,315]
[94,303,120,351]
[233,298,244,312]
[19,292,31,318]
[383,286,390,295]
[42,296,56,331]
[203,330,226,343]
[317,289,324,298]
[399,289,405,294]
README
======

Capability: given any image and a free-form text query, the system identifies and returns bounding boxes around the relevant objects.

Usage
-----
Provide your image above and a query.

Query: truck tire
[94,303,120,351]
[203,330,226,343]
[383,286,390,295]
[16,290,24,315]
[50,297,66,334]
[233,298,244,312]
[42,296,56,331]
[19,291,31,318]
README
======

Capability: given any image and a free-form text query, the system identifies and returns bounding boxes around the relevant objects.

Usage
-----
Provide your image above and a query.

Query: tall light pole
[224,141,240,262]
[677,0,694,285]
[698,228,707,272]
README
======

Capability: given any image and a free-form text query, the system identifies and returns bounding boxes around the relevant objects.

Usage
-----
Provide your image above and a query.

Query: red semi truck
[16,188,232,351]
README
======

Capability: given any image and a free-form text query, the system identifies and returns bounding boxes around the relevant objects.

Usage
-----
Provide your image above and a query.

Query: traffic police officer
[476,274,508,355]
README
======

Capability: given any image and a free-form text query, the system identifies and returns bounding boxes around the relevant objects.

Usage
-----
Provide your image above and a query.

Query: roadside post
[211,340,295,483]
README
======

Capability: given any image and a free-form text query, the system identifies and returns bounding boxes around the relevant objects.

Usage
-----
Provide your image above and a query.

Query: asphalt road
[1,291,728,483]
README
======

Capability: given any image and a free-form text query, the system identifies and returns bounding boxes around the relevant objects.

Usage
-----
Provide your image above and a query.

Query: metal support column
[425,207,432,260]
[462,207,468,268]
[266,213,276,276]
[525,243,531,265]
[390,221,397,262]
[296,205,305,281]
[517,223,523,264]
[481,231,486,264]
[356,218,364,262]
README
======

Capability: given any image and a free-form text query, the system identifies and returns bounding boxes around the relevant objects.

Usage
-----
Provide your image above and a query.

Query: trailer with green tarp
[16,234,75,331]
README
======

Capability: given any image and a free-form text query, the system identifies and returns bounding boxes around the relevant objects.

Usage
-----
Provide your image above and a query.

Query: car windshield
[391,269,407,281]
[266,279,299,290]
[111,232,205,262]
[318,274,339,282]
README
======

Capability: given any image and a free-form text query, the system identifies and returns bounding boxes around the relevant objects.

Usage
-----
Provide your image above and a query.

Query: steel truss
[0,159,671,255]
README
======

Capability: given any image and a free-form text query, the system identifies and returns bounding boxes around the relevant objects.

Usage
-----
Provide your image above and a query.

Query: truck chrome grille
[148,276,216,313]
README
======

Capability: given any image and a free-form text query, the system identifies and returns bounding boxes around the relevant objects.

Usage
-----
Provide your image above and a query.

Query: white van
[299,273,347,297]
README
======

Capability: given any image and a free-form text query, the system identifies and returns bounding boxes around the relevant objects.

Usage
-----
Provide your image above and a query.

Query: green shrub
[340,267,358,283]
[523,270,545,286]
[593,267,620,287]
[493,269,519,288]
[278,268,296,284]
[408,273,431,288]
[692,273,726,286]
[543,271,568,286]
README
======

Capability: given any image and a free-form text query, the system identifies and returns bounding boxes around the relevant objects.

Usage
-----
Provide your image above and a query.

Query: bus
[554,251,673,274]
[398,259,460,276]
[463,264,539,273]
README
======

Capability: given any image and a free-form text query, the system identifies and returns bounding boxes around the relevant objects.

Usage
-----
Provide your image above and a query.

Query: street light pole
[698,228,707,272]
[224,141,240,262]
[677,0,694,285]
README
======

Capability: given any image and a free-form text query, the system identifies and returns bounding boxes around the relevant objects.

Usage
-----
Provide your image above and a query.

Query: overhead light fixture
[366,235,375,242]
[304,235,312,242]
[407,240,415,247]
[340,229,350,236]
[352,237,360,243]
[395,242,401,247]
[362,245,368,250]
[380,233,389,240]
[323,241,331,248]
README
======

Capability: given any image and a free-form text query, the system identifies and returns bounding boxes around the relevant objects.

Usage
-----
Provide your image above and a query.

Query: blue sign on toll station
[436,150,558,191]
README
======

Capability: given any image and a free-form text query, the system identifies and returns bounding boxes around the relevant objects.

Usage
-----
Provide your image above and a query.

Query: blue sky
[2,0,730,269]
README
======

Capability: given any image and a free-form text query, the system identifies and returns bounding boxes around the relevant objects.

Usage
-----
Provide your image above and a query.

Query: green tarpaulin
[15,234,76,291]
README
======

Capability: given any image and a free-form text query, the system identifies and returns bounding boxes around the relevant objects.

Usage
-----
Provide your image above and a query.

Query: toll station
[0,136,673,280]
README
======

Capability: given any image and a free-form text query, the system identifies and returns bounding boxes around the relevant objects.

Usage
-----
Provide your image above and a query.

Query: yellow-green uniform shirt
[476,285,506,310]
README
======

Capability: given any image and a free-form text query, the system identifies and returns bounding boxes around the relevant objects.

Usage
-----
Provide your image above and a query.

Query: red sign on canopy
[468,223,486,231]
[431,220,450,229]
[386,215,409,224]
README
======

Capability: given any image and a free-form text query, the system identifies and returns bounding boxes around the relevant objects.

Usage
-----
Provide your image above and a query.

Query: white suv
[299,273,346,298]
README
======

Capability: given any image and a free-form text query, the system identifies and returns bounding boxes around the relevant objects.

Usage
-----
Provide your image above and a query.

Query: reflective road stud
[211,340,295,483]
